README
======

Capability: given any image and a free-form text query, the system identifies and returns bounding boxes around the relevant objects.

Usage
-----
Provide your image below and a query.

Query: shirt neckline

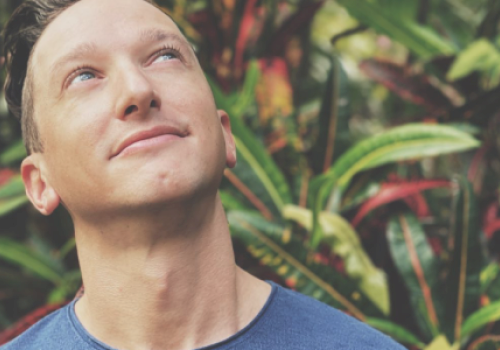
[66,280,279,350]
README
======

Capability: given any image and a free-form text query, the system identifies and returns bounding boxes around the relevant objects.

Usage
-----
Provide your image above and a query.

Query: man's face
[27,0,235,218]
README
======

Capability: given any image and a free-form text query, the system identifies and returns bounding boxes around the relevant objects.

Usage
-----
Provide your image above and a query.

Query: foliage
[1,0,500,349]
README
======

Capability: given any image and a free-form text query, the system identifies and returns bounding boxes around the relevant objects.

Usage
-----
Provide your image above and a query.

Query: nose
[114,64,161,120]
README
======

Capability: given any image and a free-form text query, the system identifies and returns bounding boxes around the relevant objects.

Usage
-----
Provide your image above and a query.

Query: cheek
[39,104,112,201]
[43,94,111,155]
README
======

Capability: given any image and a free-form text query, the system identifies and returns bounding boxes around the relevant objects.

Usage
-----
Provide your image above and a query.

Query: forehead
[32,0,184,71]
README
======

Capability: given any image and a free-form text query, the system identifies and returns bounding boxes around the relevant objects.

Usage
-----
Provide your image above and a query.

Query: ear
[21,155,60,216]
[218,109,237,168]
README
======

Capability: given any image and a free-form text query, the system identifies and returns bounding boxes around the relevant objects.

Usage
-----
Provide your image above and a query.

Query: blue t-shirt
[1,282,405,349]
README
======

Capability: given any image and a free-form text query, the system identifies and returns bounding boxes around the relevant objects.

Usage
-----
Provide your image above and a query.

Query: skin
[20,0,271,349]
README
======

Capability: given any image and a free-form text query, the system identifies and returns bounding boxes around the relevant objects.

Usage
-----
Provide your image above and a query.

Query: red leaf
[352,180,452,227]
[483,201,498,226]
[234,0,259,77]
[0,169,15,187]
[403,192,431,218]
[485,220,500,239]
[359,59,452,113]
[255,58,294,123]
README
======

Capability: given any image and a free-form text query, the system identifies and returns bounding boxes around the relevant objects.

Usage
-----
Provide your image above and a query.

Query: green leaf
[309,55,351,174]
[228,210,384,319]
[447,39,500,85]
[283,205,389,315]
[337,0,457,59]
[232,61,260,117]
[387,212,443,341]
[0,195,29,216]
[47,269,82,304]
[0,175,28,216]
[444,177,484,342]
[480,263,500,302]
[461,300,500,338]
[480,263,500,294]
[58,238,76,260]
[311,123,480,247]
[0,140,26,165]
[477,0,500,39]
[0,175,25,198]
[208,70,293,217]
[365,317,425,348]
[219,190,248,211]
[0,238,64,285]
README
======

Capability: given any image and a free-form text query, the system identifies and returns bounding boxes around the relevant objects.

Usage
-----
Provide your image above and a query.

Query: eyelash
[65,66,95,87]
[65,45,183,87]
[152,44,183,63]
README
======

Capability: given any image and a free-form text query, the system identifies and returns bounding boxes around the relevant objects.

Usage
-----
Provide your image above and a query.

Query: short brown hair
[2,0,154,154]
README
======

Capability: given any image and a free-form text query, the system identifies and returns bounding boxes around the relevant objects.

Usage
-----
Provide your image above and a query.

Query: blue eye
[153,52,176,63]
[72,71,95,84]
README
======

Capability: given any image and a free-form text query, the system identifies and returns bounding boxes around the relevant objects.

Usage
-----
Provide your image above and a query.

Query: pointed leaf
[311,123,480,247]
[0,140,26,165]
[0,195,29,216]
[233,60,261,116]
[365,317,425,348]
[423,335,459,350]
[461,300,500,338]
[0,175,25,198]
[387,212,443,341]
[0,238,64,285]
[444,177,484,342]
[337,0,457,59]
[447,39,500,83]
[208,72,293,217]
[359,59,452,112]
[0,169,15,187]
[477,0,500,39]
[352,180,451,227]
[309,56,351,174]
[481,263,500,301]
[219,190,249,211]
[0,175,28,216]
[283,205,389,315]
[228,210,384,319]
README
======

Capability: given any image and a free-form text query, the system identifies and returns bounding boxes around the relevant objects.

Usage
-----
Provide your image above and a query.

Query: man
[0,0,405,349]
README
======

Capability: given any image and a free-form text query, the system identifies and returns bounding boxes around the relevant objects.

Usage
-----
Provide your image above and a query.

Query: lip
[111,125,187,159]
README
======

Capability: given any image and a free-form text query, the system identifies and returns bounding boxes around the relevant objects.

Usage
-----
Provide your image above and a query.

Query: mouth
[111,125,188,159]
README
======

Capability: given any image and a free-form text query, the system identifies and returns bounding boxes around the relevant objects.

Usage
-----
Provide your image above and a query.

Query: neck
[73,194,271,350]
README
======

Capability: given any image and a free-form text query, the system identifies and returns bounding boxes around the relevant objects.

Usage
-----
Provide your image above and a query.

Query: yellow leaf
[424,335,459,350]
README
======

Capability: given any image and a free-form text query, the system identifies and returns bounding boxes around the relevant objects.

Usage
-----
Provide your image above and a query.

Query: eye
[151,47,181,64]
[70,70,96,85]
[153,52,176,63]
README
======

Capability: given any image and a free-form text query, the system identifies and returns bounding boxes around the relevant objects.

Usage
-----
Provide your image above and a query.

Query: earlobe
[21,156,60,216]
[217,109,237,168]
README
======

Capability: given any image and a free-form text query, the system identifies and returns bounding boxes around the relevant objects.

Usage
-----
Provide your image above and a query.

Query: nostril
[150,100,158,108]
[125,105,138,115]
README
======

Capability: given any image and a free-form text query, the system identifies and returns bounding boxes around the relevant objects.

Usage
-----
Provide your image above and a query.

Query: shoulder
[257,283,405,349]
[0,303,76,350]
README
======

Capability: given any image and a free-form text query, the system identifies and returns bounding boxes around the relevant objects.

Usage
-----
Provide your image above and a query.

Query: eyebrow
[139,29,196,56]
[139,29,187,45]
[49,30,193,79]
[49,42,98,77]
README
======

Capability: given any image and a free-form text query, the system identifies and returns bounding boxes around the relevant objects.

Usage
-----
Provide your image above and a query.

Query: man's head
[3,0,236,221]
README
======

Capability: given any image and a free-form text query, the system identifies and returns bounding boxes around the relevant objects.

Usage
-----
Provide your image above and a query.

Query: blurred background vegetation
[1,0,500,349]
